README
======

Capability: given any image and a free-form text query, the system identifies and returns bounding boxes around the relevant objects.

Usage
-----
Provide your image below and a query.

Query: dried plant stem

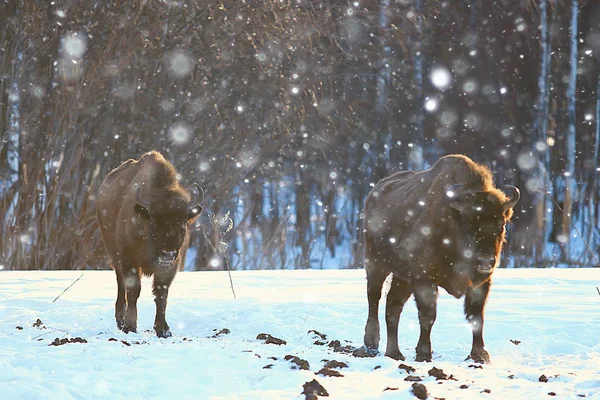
[52,274,84,303]
[224,257,236,299]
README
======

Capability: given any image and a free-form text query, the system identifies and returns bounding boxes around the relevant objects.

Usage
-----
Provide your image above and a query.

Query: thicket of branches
[1,0,599,271]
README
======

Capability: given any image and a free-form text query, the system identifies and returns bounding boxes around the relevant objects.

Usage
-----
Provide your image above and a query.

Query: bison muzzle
[97,151,204,338]
[361,154,520,363]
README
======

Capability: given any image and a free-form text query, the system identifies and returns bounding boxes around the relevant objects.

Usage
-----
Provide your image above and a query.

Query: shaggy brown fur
[97,151,204,338]
[362,154,520,364]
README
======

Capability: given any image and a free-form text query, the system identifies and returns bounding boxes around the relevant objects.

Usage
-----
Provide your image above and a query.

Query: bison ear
[135,204,150,219]
[188,205,203,220]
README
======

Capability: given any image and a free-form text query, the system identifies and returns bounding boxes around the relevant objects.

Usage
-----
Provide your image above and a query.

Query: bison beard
[362,154,520,363]
[97,151,204,338]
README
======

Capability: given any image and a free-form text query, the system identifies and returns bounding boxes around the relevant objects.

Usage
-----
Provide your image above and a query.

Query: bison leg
[123,267,141,333]
[413,281,438,362]
[363,267,388,352]
[384,275,412,360]
[153,272,175,338]
[114,268,126,331]
[464,280,491,364]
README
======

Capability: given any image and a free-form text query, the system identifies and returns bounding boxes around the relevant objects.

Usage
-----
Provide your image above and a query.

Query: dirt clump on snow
[302,379,329,398]
[50,337,87,346]
[398,363,416,373]
[284,355,310,370]
[33,319,45,329]
[316,368,344,377]
[256,333,286,345]
[350,346,377,358]
[428,367,457,381]
[323,360,348,369]
[211,328,230,338]
[404,375,422,382]
[324,339,356,354]
[411,382,428,399]
[308,329,327,340]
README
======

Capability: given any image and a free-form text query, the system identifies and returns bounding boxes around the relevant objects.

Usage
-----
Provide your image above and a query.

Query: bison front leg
[413,281,438,362]
[384,275,412,360]
[363,267,388,353]
[123,267,141,333]
[114,268,126,331]
[153,273,175,338]
[464,280,492,364]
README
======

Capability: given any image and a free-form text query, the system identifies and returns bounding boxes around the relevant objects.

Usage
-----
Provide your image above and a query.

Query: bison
[362,154,520,363]
[97,151,204,338]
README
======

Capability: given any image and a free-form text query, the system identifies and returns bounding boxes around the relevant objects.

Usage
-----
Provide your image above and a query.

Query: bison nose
[476,257,496,274]
[160,250,179,260]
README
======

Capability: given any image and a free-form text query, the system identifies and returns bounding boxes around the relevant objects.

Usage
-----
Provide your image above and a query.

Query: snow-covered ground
[0,269,598,400]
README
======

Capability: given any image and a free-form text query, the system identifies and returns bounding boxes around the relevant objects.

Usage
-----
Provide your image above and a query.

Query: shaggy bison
[362,154,520,363]
[97,151,204,338]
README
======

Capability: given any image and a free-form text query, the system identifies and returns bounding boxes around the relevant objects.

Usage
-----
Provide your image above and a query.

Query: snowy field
[0,269,599,400]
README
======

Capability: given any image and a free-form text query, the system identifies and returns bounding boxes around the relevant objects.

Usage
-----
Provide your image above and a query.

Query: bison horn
[446,184,465,212]
[192,182,205,203]
[135,183,151,210]
[500,185,520,211]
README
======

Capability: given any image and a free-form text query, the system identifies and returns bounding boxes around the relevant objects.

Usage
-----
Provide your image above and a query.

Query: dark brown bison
[362,154,520,363]
[97,151,204,338]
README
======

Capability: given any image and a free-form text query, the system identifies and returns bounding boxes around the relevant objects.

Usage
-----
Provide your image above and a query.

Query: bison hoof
[116,317,125,330]
[122,325,137,334]
[156,328,172,338]
[467,349,491,364]
[385,349,405,361]
[415,352,432,362]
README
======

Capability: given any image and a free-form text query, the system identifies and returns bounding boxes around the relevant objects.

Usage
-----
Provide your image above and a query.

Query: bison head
[134,183,204,269]
[446,184,520,275]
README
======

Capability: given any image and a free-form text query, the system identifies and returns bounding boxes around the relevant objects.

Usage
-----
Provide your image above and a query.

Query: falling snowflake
[166,50,194,78]
[430,66,452,89]
[516,151,537,172]
[168,122,192,146]
[209,257,221,268]
[61,33,87,58]
[462,79,478,94]
[424,98,438,112]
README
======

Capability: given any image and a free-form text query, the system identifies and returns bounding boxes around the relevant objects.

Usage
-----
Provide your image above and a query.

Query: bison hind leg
[413,281,439,362]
